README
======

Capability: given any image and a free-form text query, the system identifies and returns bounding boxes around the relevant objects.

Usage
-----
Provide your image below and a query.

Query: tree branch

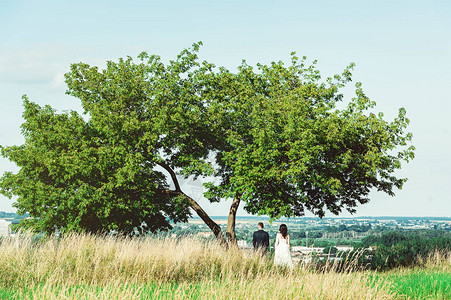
[157,161,226,245]
[157,161,181,192]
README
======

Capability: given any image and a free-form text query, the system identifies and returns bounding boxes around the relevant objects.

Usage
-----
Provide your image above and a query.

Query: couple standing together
[252,222,293,268]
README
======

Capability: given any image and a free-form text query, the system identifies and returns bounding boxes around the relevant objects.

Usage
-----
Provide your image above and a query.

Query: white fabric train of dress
[274,233,293,268]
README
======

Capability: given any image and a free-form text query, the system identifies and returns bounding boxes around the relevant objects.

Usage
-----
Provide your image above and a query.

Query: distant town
[1,212,449,262]
[167,215,451,261]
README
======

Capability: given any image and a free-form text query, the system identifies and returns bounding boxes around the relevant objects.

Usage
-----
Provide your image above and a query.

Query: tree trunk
[157,161,226,245]
[225,194,241,247]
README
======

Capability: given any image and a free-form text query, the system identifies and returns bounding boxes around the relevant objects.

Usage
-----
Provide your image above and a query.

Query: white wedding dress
[274,233,293,268]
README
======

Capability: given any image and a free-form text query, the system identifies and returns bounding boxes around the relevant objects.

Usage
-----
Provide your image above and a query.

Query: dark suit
[253,229,270,253]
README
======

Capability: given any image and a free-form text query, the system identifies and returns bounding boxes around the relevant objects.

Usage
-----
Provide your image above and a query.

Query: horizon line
[190,215,451,219]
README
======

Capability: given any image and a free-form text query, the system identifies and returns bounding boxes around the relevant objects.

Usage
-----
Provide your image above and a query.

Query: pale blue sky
[0,1,450,217]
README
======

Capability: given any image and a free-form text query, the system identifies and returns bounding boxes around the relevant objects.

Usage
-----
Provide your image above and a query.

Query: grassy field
[0,233,449,299]
[372,252,451,300]
[377,270,450,299]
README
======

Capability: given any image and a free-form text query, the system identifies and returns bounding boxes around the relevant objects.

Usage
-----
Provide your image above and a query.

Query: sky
[0,0,450,217]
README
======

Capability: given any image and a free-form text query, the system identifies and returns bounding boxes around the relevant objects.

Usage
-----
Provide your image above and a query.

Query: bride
[274,224,293,268]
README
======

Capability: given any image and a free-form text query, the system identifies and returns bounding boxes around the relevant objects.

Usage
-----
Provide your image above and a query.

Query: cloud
[51,72,66,88]
[0,43,110,88]
[0,45,68,85]
[0,43,148,88]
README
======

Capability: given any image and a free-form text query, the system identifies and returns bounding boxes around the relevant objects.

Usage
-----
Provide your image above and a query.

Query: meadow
[0,233,449,299]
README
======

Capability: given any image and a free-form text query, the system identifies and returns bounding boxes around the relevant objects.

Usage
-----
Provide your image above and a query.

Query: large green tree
[0,98,191,234]
[205,56,414,244]
[0,44,414,243]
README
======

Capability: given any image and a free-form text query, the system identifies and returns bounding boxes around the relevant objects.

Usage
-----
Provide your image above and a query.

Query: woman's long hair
[279,224,288,238]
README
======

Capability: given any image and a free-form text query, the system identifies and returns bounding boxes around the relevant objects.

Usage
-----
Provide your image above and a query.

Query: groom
[252,222,270,254]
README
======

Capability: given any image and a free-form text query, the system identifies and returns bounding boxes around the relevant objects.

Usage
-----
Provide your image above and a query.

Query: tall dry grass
[417,249,451,272]
[0,233,402,299]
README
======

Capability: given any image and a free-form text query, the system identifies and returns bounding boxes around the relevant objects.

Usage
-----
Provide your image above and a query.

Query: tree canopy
[0,43,414,241]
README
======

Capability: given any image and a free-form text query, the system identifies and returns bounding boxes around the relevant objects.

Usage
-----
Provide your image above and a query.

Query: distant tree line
[0,211,28,219]
[326,224,372,233]
[344,230,451,270]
